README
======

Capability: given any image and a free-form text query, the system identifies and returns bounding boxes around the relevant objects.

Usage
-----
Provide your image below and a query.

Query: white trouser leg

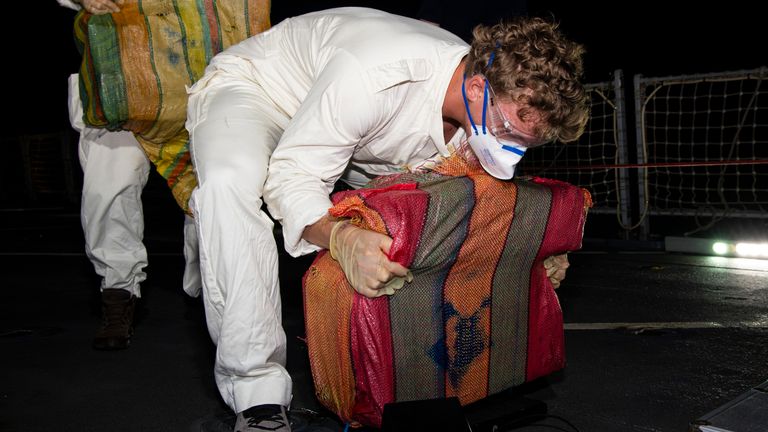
[68,74,149,297]
[187,78,291,412]
[182,214,202,297]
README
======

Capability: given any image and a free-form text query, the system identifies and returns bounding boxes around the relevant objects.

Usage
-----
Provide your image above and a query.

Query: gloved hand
[329,220,413,298]
[78,0,123,15]
[543,253,570,289]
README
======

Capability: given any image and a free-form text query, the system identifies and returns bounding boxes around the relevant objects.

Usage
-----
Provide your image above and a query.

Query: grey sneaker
[234,405,290,432]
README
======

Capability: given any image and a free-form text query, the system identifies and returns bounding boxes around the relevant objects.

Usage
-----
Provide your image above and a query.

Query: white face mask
[462,78,527,180]
[466,130,526,180]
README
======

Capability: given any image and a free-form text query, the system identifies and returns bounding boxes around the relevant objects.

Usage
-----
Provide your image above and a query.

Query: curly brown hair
[466,17,589,143]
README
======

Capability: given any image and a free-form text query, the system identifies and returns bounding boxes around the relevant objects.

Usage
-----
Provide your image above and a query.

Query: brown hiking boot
[92,289,136,350]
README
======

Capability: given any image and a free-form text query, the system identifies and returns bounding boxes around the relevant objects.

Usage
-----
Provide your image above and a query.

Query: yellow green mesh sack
[73,0,271,212]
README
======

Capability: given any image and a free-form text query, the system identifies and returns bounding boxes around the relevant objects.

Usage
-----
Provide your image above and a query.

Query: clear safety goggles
[484,80,548,148]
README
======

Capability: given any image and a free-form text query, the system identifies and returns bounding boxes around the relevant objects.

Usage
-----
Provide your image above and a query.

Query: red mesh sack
[303,152,592,427]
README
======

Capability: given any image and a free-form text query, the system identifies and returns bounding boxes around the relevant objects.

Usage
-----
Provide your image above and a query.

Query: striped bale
[303,153,592,428]
[73,0,270,213]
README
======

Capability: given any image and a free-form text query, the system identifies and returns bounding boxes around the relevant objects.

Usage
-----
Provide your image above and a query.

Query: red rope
[528,159,768,171]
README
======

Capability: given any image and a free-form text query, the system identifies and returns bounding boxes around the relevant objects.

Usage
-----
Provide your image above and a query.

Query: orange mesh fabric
[301,258,356,422]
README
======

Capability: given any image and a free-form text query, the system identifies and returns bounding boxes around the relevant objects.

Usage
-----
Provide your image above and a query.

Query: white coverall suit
[185,7,469,411]
[59,0,201,298]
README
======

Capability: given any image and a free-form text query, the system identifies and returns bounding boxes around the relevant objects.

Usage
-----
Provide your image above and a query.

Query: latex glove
[329,220,412,298]
[543,253,570,289]
[377,270,414,297]
[79,0,123,14]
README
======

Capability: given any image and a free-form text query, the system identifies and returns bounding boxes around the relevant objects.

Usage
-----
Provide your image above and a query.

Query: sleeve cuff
[58,0,82,11]
[279,201,332,258]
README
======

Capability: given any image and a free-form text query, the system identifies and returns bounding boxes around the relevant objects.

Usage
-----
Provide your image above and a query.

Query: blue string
[480,42,501,134]
[461,79,479,136]
[486,50,496,68]
[481,82,489,134]
[343,423,350,432]
[463,42,502,136]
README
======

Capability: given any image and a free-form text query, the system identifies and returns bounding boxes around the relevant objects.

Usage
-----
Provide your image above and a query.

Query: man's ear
[464,74,486,102]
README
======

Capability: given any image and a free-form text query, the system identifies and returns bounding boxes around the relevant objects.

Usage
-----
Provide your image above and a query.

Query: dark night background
[8,1,766,136]
[0,5,766,431]
[1,0,764,208]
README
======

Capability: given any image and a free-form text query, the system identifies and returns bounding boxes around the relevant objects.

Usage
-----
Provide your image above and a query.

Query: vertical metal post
[633,74,651,240]
[613,70,631,238]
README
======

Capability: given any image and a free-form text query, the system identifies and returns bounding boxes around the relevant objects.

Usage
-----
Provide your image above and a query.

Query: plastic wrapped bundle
[73,0,270,212]
[303,152,592,428]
